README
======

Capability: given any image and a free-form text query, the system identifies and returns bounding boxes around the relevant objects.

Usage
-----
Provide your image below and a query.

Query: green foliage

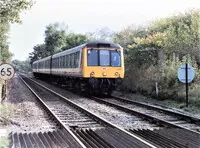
[113,25,148,54]
[160,54,199,91]
[126,47,157,68]
[0,21,9,44]
[0,104,14,125]
[12,58,32,72]
[0,44,13,62]
[64,33,89,50]
[44,23,67,55]
[29,22,89,63]
[122,53,200,101]
[122,9,200,70]
[0,0,33,62]
[0,0,34,23]
[126,32,166,68]
[151,9,200,56]
[117,9,200,101]
[121,65,158,95]
[129,32,167,49]
[189,84,200,108]
[0,21,12,62]
[29,44,46,63]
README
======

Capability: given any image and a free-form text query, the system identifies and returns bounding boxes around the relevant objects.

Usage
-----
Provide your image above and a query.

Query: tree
[87,27,114,41]
[113,25,148,54]
[0,0,34,23]
[0,0,33,62]
[44,23,67,55]
[12,58,32,72]
[29,22,89,63]
[150,9,200,57]
[63,33,89,50]
[126,9,200,68]
[128,33,166,69]
[29,44,46,63]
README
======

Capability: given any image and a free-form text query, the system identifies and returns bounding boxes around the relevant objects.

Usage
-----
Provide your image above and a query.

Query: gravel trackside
[34,78,158,130]
[3,74,58,133]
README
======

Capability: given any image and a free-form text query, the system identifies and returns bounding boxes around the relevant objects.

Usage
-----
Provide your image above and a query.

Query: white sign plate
[0,63,15,80]
[178,64,195,83]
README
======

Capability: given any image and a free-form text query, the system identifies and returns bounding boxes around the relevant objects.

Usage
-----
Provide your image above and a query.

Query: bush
[122,53,200,102]
[0,104,15,125]
[122,65,159,96]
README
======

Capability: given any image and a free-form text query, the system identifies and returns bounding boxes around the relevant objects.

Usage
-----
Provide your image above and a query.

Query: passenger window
[76,52,80,68]
[88,49,98,66]
[69,55,71,68]
[111,51,121,67]
[100,50,110,66]
[66,55,69,68]
[64,55,66,67]
[71,54,74,68]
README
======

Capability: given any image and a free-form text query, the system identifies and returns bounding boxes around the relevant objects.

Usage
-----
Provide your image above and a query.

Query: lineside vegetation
[113,9,200,106]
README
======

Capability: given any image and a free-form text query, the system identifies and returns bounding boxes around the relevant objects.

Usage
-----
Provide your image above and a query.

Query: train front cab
[82,45,124,95]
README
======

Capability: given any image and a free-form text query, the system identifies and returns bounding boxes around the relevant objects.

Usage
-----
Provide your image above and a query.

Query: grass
[119,91,200,115]
[146,96,200,115]
[0,80,9,148]
[0,136,9,148]
[0,104,15,125]
[0,81,12,148]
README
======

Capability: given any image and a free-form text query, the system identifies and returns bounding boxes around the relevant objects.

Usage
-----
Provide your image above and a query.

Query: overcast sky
[9,0,200,60]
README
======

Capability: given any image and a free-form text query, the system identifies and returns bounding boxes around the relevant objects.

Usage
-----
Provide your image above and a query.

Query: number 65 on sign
[0,63,15,80]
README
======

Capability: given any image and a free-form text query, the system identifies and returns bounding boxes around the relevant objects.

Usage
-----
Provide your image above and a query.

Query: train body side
[32,56,51,75]
[32,41,125,94]
[32,45,124,79]
[50,45,84,77]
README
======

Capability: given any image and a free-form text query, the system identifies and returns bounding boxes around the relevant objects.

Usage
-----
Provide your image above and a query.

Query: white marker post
[178,64,195,107]
[0,63,15,102]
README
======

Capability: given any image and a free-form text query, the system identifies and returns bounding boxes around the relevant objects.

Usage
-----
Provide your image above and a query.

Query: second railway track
[92,95,200,133]
[88,95,200,147]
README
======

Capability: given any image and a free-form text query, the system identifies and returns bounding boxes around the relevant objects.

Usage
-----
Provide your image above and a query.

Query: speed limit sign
[0,63,15,80]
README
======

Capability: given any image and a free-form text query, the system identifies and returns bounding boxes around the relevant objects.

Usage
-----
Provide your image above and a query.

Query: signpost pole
[178,63,195,108]
[185,63,188,107]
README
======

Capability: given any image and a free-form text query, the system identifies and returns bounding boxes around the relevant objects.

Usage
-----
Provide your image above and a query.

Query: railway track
[93,95,200,132]
[22,74,200,147]
[111,95,200,127]
[17,74,156,148]
[88,95,200,147]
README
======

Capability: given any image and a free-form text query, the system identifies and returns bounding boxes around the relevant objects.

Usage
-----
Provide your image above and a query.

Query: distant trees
[29,23,89,63]
[87,27,114,41]
[0,0,33,62]
[29,44,46,64]
[29,24,119,63]
[12,58,32,72]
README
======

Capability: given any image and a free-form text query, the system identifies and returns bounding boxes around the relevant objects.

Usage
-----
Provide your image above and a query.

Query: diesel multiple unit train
[32,40,124,95]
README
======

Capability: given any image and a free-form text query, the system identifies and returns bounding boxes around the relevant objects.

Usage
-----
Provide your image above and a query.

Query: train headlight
[90,71,95,76]
[102,72,107,76]
[115,72,119,76]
